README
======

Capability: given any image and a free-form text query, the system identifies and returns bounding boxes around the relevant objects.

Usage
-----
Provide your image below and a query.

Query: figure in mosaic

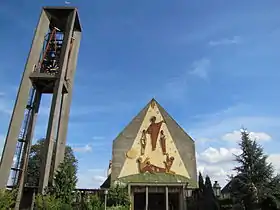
[140,129,147,155]
[146,116,164,151]
[160,130,167,155]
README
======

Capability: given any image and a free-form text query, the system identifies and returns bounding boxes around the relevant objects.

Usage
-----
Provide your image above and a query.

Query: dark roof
[100,175,111,189]
[221,180,232,194]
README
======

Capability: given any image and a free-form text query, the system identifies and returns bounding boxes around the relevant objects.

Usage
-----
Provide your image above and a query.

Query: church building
[101,99,197,210]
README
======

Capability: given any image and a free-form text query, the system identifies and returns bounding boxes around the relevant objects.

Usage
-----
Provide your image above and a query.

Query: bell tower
[0,6,82,205]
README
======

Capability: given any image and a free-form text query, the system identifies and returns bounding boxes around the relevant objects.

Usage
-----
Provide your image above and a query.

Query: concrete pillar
[38,10,76,193]
[15,91,42,209]
[0,10,49,190]
[52,31,81,176]
[180,186,185,210]
[145,186,149,210]
[128,185,134,210]
[165,186,169,210]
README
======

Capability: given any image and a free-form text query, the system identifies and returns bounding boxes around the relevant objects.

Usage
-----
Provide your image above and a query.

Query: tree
[107,185,130,207]
[231,129,280,210]
[198,172,205,192]
[35,194,62,210]
[46,159,77,205]
[26,138,77,187]
[202,176,220,210]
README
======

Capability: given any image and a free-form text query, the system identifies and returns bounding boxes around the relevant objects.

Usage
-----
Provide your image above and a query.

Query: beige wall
[118,103,190,179]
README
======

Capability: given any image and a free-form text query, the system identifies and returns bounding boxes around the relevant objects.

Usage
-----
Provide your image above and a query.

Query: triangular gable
[118,99,190,179]
[111,102,150,182]
[157,102,197,183]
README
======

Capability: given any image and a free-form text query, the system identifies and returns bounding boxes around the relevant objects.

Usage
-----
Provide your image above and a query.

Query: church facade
[101,99,197,210]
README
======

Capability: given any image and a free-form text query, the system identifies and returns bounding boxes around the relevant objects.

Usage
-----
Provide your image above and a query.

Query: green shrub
[0,189,15,210]
[85,194,104,210]
[107,185,130,207]
[107,206,130,210]
[35,194,69,210]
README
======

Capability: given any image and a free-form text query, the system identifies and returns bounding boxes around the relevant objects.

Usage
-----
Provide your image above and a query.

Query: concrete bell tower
[0,6,82,207]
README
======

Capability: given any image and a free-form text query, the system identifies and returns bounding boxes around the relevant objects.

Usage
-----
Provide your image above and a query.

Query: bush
[107,206,130,210]
[107,185,130,207]
[85,194,105,210]
[0,189,15,210]
[35,194,71,210]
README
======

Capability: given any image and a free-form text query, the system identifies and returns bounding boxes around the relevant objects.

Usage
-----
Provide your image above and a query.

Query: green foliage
[204,175,215,197]
[0,189,15,210]
[107,206,130,210]
[235,130,274,188]
[84,194,105,210]
[35,194,63,210]
[198,172,205,192]
[231,129,280,210]
[107,185,130,207]
[26,138,77,187]
[35,194,73,210]
[202,176,220,210]
[47,159,77,204]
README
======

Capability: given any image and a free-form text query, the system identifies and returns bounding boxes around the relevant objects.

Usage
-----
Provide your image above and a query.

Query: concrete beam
[38,10,76,193]
[52,30,81,176]
[0,10,49,189]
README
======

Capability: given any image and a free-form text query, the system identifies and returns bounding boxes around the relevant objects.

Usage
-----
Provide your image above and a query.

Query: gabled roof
[110,98,197,186]
[221,180,232,194]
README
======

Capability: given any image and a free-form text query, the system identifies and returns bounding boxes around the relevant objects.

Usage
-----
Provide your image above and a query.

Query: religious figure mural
[146,116,165,151]
[137,156,175,174]
[140,129,147,155]
[117,100,191,179]
[137,157,166,173]
[163,153,175,174]
[160,130,167,155]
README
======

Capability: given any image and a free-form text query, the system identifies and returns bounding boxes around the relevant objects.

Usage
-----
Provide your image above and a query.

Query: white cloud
[197,160,236,187]
[92,175,107,183]
[209,36,241,46]
[197,146,241,187]
[197,146,280,187]
[199,147,242,164]
[73,144,92,153]
[189,58,211,79]
[222,130,272,142]
[268,154,280,174]
[77,168,107,189]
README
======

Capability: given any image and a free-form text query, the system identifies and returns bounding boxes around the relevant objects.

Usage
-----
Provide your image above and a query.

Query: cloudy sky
[0,0,280,188]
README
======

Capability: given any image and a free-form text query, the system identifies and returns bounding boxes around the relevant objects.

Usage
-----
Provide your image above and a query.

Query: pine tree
[235,130,274,189]
[232,129,280,210]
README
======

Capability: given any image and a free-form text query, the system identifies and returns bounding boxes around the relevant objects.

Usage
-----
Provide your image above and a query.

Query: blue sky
[0,0,280,188]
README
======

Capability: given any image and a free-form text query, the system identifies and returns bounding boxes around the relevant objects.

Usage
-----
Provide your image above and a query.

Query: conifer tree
[202,176,220,210]
[198,172,205,192]
[231,129,280,210]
